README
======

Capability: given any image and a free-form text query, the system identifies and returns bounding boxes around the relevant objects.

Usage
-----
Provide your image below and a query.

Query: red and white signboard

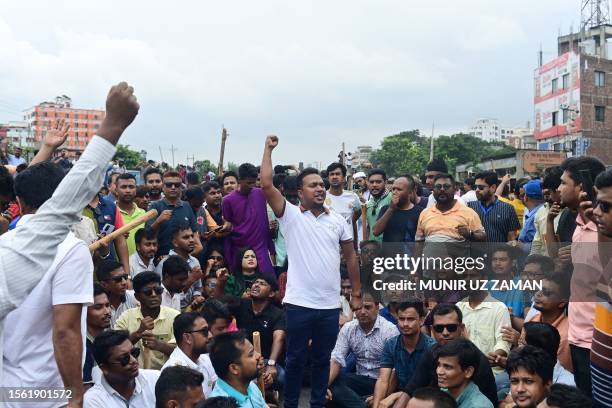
[534,51,581,140]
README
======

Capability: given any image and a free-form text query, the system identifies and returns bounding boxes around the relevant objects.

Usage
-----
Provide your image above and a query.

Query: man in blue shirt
[488,245,525,321]
[209,331,266,408]
[518,180,545,254]
[371,300,436,408]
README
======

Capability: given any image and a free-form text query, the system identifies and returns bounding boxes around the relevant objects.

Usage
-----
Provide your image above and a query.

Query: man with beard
[220,171,239,196]
[148,170,203,257]
[202,181,231,249]
[97,259,138,327]
[365,169,390,242]
[84,284,113,387]
[208,331,266,407]
[115,272,179,369]
[327,292,398,407]
[531,167,562,256]
[373,174,423,248]
[353,171,370,202]
[162,312,217,397]
[134,185,150,210]
[156,366,205,408]
[467,171,519,243]
[261,136,362,408]
[391,304,497,408]
[85,330,160,407]
[144,167,164,203]
[371,300,435,408]
[116,173,146,255]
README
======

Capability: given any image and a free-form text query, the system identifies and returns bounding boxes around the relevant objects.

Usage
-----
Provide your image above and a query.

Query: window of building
[562,73,570,89]
[43,111,48,117]
[595,71,605,87]
[595,106,605,122]
[562,109,569,123]
[552,111,558,126]
[552,78,558,93]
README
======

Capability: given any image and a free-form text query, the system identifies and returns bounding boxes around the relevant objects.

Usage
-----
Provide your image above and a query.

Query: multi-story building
[22,95,105,155]
[469,118,500,142]
[352,145,373,169]
[0,121,35,149]
[534,25,612,164]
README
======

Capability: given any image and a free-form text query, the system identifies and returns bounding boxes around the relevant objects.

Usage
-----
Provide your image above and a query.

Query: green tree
[369,130,429,176]
[113,144,142,168]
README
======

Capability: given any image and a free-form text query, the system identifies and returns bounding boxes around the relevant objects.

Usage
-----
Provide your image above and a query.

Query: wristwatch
[267,359,276,367]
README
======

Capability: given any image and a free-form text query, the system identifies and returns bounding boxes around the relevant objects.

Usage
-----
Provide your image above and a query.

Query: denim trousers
[283,304,340,408]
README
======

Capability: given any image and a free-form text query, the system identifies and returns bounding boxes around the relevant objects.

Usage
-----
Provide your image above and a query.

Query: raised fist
[265,135,279,150]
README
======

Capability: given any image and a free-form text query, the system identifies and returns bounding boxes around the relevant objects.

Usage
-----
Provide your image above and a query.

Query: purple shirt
[222,187,276,275]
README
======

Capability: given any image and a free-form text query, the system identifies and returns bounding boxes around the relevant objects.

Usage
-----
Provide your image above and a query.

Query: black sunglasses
[597,200,612,213]
[110,347,140,366]
[475,185,488,190]
[186,327,209,337]
[164,182,181,188]
[107,274,129,283]
[433,184,453,191]
[141,286,164,296]
[432,324,459,333]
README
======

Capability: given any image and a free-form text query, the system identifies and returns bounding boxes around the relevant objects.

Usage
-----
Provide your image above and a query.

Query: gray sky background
[0,1,580,167]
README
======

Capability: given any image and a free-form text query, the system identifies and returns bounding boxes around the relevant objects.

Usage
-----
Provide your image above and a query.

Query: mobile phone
[579,169,596,203]
[101,224,115,236]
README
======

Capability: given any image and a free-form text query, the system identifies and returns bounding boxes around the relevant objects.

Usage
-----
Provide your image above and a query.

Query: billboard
[534,52,581,140]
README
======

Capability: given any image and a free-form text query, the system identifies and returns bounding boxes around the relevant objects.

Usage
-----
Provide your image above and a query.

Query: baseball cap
[524,179,543,199]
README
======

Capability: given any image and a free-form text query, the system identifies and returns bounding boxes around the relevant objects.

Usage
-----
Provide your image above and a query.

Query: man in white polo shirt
[162,312,217,397]
[85,330,159,407]
[260,135,362,408]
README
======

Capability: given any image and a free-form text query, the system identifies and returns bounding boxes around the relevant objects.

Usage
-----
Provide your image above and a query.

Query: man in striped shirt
[468,172,520,244]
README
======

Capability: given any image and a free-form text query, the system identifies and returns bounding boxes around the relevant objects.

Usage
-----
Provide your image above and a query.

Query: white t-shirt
[161,347,218,397]
[325,190,361,224]
[84,369,159,408]
[1,216,93,405]
[278,202,352,309]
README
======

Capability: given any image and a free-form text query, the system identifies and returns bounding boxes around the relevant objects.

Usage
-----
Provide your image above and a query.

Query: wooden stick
[89,209,158,252]
[142,344,151,369]
[253,331,266,395]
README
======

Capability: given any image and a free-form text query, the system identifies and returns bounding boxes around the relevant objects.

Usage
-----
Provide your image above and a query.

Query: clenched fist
[98,82,140,145]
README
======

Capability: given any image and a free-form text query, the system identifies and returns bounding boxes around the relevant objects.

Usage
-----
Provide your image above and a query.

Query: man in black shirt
[225,274,285,390]
[373,175,422,257]
[393,303,498,407]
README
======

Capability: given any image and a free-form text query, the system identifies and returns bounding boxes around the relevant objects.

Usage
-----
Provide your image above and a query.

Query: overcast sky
[0,0,580,167]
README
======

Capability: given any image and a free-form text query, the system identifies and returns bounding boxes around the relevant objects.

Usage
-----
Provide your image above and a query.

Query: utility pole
[169,144,177,168]
[186,154,195,167]
[218,127,228,175]
[158,146,165,164]
[429,122,435,161]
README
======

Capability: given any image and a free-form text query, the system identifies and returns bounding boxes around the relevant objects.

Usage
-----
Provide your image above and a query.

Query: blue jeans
[283,304,340,408]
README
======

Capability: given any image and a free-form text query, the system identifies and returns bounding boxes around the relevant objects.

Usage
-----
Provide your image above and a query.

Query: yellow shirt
[416,200,484,242]
[114,306,179,369]
[499,197,525,229]
[118,204,147,255]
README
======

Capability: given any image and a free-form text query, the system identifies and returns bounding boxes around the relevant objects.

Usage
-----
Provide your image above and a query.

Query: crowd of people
[0,83,610,408]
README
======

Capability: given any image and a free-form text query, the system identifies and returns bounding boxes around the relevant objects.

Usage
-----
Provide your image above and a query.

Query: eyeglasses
[109,347,140,366]
[433,184,453,191]
[208,256,224,261]
[107,274,129,283]
[475,185,488,190]
[164,182,181,188]
[141,286,164,296]
[597,200,612,213]
[186,327,209,337]
[432,324,459,333]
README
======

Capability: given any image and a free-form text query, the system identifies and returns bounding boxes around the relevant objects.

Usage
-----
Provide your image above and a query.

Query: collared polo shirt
[518,203,544,243]
[161,284,182,311]
[83,369,159,408]
[416,200,484,242]
[230,299,285,360]
[118,203,146,255]
[498,197,525,229]
[366,191,391,242]
[209,378,266,408]
[114,306,179,369]
[109,289,138,327]
[379,333,436,388]
[129,251,155,278]
[147,199,198,257]
[278,201,352,309]
[468,198,519,243]
[161,347,217,397]
[453,381,493,408]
